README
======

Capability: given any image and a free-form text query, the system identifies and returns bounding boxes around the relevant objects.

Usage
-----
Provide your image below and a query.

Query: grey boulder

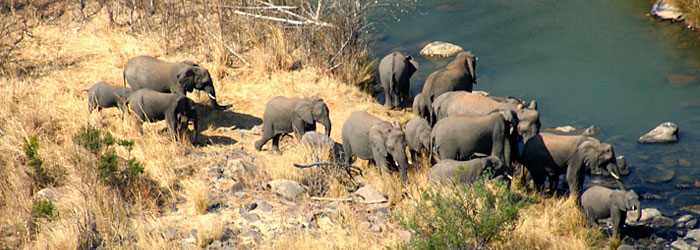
[267,179,307,200]
[651,1,684,22]
[638,122,678,144]
[419,41,464,58]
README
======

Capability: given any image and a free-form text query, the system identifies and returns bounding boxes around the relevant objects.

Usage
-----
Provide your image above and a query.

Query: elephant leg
[383,86,392,109]
[255,123,275,151]
[409,149,417,164]
[526,165,547,193]
[271,134,282,153]
[342,140,353,166]
[566,165,585,198]
[548,174,559,195]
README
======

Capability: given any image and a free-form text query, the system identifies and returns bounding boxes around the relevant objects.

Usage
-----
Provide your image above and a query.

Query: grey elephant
[378,52,418,109]
[83,81,134,115]
[342,111,409,182]
[428,156,504,185]
[123,55,231,110]
[432,91,540,142]
[581,185,641,238]
[127,89,198,143]
[405,116,431,162]
[254,96,331,153]
[431,112,519,170]
[521,133,623,197]
[420,51,477,122]
[301,131,344,161]
[412,93,430,120]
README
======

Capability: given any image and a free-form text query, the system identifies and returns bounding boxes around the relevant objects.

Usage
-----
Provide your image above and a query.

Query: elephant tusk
[505,174,513,180]
[208,93,216,100]
[631,205,637,211]
[610,171,621,180]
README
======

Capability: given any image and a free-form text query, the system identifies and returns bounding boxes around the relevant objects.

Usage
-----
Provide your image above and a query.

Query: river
[371,0,700,214]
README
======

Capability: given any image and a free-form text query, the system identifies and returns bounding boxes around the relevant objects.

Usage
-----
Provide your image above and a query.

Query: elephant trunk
[203,85,231,110]
[395,152,409,182]
[467,58,476,84]
[320,117,332,136]
[631,201,642,221]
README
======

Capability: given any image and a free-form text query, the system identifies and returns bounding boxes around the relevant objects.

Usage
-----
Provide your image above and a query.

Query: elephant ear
[182,60,199,67]
[501,110,516,135]
[176,67,196,92]
[610,191,627,211]
[576,139,599,168]
[528,100,538,110]
[369,125,388,158]
[295,102,315,124]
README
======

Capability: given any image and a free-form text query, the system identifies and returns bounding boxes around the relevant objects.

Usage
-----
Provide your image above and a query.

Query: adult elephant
[581,185,641,238]
[378,52,418,109]
[521,133,623,197]
[127,89,198,143]
[123,55,231,110]
[342,111,409,182]
[254,96,331,153]
[432,91,540,142]
[431,111,519,170]
[420,51,477,122]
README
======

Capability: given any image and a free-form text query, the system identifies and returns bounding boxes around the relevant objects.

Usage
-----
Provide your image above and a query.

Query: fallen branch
[293,161,362,174]
[207,31,251,67]
[310,196,387,204]
[231,9,335,28]
[204,4,297,10]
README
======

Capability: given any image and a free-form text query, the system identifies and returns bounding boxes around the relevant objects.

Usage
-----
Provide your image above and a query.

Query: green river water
[371,0,700,213]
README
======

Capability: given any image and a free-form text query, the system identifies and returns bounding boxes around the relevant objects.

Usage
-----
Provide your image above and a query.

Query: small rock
[359,221,371,230]
[399,230,412,243]
[679,215,695,224]
[671,239,696,250]
[653,216,676,229]
[552,125,576,133]
[242,213,261,223]
[687,219,698,229]
[582,125,601,136]
[34,186,76,204]
[241,230,262,244]
[643,193,665,200]
[473,90,490,96]
[353,185,387,203]
[616,244,635,250]
[209,240,222,248]
[267,179,307,200]
[648,166,675,183]
[640,208,663,222]
[651,1,684,21]
[161,227,178,241]
[638,122,678,144]
[250,125,263,134]
[676,184,692,190]
[686,229,700,242]
[369,223,382,233]
[419,41,464,58]
[254,200,273,213]
[240,203,257,214]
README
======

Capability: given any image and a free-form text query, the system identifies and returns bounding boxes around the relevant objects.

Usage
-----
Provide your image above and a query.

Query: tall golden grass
[1,1,611,249]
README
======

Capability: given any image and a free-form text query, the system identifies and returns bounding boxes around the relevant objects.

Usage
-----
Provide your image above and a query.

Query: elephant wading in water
[342,111,409,182]
[254,96,331,153]
[521,133,623,197]
[83,81,134,116]
[581,185,641,238]
[431,111,519,170]
[420,51,477,122]
[428,156,504,185]
[123,55,232,110]
[378,52,418,109]
[128,89,198,143]
[432,91,540,142]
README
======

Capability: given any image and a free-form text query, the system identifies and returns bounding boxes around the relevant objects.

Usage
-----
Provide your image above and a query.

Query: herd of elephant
[85,53,640,238]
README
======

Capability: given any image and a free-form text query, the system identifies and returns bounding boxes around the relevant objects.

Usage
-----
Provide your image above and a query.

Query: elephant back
[124,56,178,91]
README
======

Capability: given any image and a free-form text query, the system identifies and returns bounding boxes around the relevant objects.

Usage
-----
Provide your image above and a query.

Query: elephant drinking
[378,51,418,110]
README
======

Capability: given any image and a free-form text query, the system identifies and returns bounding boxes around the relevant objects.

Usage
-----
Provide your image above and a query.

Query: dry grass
[0,2,613,249]
[668,0,700,28]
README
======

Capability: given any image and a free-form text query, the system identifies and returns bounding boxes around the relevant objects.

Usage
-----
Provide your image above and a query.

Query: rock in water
[638,122,678,144]
[651,1,684,22]
[420,41,464,58]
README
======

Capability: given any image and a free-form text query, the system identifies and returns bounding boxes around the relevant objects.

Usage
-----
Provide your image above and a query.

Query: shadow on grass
[195,103,263,130]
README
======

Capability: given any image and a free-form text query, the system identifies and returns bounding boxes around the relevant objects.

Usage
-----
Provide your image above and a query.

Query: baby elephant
[405,116,431,162]
[255,96,331,153]
[581,185,641,238]
[128,89,198,143]
[428,156,503,184]
[83,81,134,115]
[301,131,344,161]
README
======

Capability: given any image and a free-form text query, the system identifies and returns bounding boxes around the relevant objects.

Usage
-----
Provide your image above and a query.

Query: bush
[23,136,54,189]
[395,176,530,249]
[32,199,58,221]
[73,125,144,187]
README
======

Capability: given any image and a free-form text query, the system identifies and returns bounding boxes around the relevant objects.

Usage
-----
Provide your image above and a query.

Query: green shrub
[395,176,529,249]
[32,199,58,221]
[73,125,143,186]
[23,136,54,188]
